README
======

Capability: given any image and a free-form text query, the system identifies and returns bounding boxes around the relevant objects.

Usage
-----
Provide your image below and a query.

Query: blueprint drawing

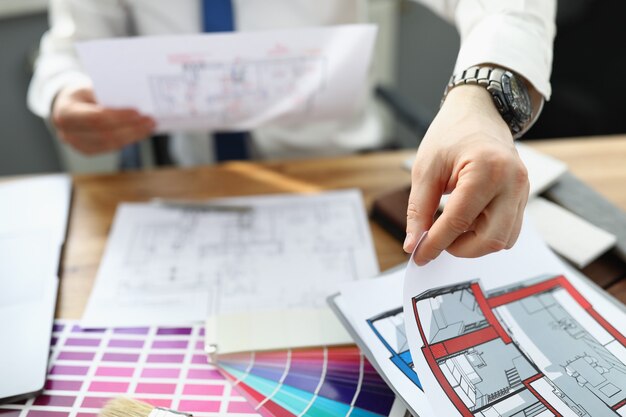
[411,276,626,417]
[82,190,379,328]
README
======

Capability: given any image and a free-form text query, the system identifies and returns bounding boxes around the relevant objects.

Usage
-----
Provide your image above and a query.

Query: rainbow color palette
[218,346,397,417]
[0,321,258,417]
[0,322,397,417]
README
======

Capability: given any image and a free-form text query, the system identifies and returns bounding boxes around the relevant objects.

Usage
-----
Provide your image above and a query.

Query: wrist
[443,65,533,139]
[442,84,512,143]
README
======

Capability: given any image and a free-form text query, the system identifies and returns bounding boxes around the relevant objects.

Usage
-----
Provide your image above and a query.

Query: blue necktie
[202,0,250,161]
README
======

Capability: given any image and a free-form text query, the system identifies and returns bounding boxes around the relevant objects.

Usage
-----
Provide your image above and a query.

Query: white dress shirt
[28,0,556,165]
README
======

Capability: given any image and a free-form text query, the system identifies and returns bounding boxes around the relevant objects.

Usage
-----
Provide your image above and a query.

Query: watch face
[502,73,532,123]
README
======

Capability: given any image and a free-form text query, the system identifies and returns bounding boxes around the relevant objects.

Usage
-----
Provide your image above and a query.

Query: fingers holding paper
[403,85,530,265]
[52,85,155,155]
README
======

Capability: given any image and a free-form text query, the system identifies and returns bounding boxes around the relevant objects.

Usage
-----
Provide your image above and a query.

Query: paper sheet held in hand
[76,25,377,132]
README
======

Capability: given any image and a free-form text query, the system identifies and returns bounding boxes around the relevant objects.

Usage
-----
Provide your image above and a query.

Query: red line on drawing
[431,327,499,359]
[486,277,562,308]
[556,276,626,345]
[430,342,448,359]
[556,276,592,309]
[522,373,543,385]
[471,283,512,344]
[523,377,563,417]
[612,398,626,411]
[587,308,626,346]
[422,346,474,417]
[413,299,429,347]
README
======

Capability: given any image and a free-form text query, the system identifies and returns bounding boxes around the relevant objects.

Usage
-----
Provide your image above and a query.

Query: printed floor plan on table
[82,190,379,328]
[410,275,626,417]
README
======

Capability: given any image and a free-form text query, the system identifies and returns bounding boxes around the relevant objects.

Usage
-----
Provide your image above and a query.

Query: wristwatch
[442,66,533,138]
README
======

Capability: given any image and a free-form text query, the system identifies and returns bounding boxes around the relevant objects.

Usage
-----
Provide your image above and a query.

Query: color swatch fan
[217,346,397,417]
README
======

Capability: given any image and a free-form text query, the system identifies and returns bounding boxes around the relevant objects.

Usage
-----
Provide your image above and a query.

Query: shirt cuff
[27,71,92,119]
[453,13,554,101]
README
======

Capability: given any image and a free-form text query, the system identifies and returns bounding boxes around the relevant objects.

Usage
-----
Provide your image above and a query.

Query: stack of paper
[82,190,379,355]
[331,220,626,417]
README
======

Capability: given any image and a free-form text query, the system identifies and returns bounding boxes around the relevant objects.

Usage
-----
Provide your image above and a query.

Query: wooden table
[57,136,626,319]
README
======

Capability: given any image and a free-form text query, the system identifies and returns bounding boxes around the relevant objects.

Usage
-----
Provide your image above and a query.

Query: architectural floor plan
[82,190,379,328]
[76,25,376,131]
[149,55,326,124]
[410,275,626,417]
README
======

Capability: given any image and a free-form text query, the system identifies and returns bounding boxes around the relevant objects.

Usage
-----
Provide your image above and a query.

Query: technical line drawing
[411,276,626,417]
[149,55,327,123]
[114,197,372,314]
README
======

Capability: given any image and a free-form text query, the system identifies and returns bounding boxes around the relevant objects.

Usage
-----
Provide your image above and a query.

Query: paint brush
[99,398,191,417]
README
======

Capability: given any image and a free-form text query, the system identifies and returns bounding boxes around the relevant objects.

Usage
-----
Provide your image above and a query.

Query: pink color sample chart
[0,321,259,417]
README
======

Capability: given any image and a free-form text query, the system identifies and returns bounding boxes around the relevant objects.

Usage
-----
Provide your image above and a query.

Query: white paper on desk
[402,220,626,417]
[82,190,379,333]
[75,25,377,132]
[0,175,71,243]
[334,269,436,417]
[528,197,617,267]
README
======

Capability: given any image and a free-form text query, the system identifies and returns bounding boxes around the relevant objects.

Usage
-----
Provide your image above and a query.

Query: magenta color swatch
[151,340,188,349]
[50,337,58,346]
[101,353,139,362]
[108,339,144,349]
[146,354,184,363]
[81,397,112,409]
[57,351,95,361]
[198,328,205,336]
[187,368,223,380]
[113,327,149,335]
[140,368,180,379]
[27,412,69,417]
[95,366,135,378]
[72,325,105,333]
[88,381,129,393]
[156,328,192,336]
[183,384,224,396]
[191,354,208,365]
[135,383,177,395]
[136,399,172,408]
[0,322,248,417]
[49,365,89,376]
[178,400,221,413]
[65,338,101,347]
[44,380,83,391]
[33,396,76,407]
[228,401,256,413]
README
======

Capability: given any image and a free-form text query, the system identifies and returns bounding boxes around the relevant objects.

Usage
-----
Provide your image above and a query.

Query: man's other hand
[51,86,155,155]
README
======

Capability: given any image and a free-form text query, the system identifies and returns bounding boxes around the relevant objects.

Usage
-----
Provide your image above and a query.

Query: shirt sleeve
[412,0,556,100]
[27,0,131,118]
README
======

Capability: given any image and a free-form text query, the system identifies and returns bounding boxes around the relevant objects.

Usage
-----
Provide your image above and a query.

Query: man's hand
[403,84,530,265]
[51,86,156,155]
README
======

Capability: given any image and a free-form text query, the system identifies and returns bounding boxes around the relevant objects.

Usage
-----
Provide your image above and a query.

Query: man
[28,0,556,263]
